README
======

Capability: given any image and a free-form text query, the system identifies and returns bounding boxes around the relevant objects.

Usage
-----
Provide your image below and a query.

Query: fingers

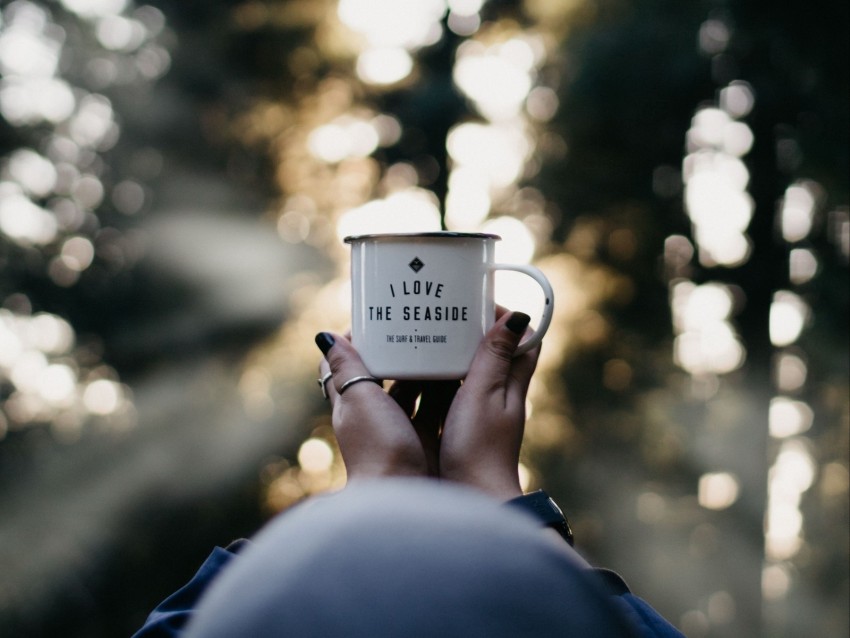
[414,381,460,425]
[438,313,534,500]
[504,313,541,393]
[388,381,423,418]
[412,381,460,476]
[386,380,459,426]
[462,311,532,396]
[315,332,383,402]
[316,332,429,479]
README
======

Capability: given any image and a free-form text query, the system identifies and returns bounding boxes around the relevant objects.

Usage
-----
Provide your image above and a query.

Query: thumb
[462,312,531,395]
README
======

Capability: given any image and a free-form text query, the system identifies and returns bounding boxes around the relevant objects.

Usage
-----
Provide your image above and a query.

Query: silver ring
[338,375,382,395]
[317,371,333,400]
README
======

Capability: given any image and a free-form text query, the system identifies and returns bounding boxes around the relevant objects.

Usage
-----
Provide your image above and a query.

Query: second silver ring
[338,375,382,395]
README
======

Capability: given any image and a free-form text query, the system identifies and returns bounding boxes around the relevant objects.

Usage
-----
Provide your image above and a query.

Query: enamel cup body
[346,232,554,380]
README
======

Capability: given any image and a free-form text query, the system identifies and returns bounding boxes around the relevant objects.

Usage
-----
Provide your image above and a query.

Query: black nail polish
[315,332,335,355]
[505,312,531,335]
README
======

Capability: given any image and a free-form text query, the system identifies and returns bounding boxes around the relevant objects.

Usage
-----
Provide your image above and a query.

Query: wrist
[348,462,429,480]
[484,483,523,500]
[440,467,522,500]
[344,452,429,481]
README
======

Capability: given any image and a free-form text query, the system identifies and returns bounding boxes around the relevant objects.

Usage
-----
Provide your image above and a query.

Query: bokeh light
[298,437,335,474]
[338,0,446,86]
[1,3,845,637]
[774,352,807,393]
[682,95,756,268]
[769,291,809,347]
[0,0,170,440]
[698,472,740,510]
[769,397,814,439]
[780,181,819,243]
[765,438,817,561]
[671,281,745,377]
[335,189,442,240]
[453,36,540,121]
[667,21,846,628]
[0,306,132,437]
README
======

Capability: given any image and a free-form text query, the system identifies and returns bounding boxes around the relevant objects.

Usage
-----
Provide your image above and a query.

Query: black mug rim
[344,232,501,243]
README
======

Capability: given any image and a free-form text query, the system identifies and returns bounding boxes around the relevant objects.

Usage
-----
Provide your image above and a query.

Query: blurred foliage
[0,1,846,637]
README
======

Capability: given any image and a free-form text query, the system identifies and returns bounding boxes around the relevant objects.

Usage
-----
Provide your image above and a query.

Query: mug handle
[489,263,554,356]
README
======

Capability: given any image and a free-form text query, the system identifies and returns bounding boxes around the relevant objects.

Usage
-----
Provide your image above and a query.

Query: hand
[316,333,456,480]
[438,311,540,500]
[316,309,540,497]
[386,379,460,477]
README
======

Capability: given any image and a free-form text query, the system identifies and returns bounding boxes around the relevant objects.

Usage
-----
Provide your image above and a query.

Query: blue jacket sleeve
[591,568,686,638]
[131,540,249,638]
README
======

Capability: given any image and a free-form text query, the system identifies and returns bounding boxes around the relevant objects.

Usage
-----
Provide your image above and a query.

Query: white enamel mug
[346,232,554,380]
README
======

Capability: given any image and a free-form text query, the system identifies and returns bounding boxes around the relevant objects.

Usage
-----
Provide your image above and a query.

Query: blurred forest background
[0,0,847,636]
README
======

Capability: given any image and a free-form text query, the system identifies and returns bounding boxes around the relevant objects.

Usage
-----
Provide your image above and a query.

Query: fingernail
[315,332,335,355]
[505,312,531,335]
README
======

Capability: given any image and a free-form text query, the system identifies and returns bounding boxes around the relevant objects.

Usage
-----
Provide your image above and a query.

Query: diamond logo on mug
[408,257,425,273]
